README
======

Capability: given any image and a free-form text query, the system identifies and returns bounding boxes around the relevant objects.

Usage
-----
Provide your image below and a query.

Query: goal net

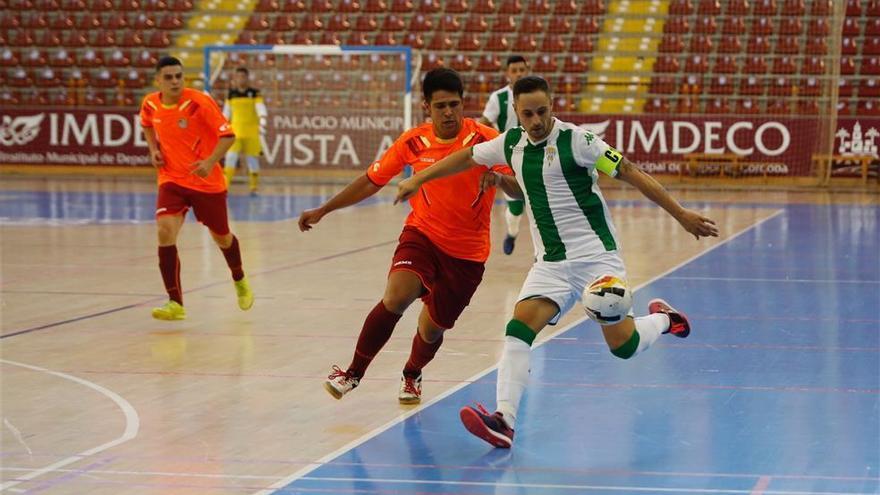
[203,44,420,171]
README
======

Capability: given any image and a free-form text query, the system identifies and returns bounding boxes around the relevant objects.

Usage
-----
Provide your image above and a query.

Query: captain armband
[595,147,623,177]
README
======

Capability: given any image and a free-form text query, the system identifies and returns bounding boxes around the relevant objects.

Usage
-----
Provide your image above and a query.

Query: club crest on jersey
[177,118,188,129]
[545,146,557,165]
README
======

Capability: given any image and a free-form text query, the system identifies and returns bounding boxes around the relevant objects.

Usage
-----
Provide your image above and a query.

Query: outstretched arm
[616,158,719,239]
[298,174,381,231]
[395,147,476,204]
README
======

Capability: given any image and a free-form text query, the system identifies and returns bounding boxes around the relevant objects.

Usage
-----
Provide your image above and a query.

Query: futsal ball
[582,275,632,324]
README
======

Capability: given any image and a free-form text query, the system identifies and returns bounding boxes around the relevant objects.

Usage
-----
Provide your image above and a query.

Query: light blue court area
[274,204,880,495]
[0,190,384,224]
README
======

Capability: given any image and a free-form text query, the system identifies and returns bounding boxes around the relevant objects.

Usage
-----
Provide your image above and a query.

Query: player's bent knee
[609,329,640,359]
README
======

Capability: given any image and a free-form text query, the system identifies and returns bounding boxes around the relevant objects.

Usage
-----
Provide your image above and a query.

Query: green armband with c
[595,147,623,177]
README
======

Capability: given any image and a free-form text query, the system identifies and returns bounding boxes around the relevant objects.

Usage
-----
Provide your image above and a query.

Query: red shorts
[390,226,485,329]
[156,182,230,235]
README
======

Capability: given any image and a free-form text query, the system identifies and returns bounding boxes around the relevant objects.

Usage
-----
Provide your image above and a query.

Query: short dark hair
[235,67,249,76]
[156,55,182,73]
[422,68,464,101]
[506,55,527,67]
[513,75,550,99]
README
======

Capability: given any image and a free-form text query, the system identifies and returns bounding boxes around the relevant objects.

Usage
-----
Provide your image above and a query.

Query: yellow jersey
[225,87,263,138]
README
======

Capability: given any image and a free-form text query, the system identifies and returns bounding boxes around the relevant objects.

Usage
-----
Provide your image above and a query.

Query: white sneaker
[398,374,422,404]
[324,365,360,400]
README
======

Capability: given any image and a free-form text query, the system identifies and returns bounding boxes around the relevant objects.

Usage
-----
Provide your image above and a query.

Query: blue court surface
[270,204,879,495]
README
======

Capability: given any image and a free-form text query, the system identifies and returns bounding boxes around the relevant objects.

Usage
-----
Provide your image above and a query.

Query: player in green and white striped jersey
[478,55,530,256]
[396,76,719,448]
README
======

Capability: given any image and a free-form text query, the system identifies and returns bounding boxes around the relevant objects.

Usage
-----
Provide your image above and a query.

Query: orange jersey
[367,118,511,262]
[140,88,234,193]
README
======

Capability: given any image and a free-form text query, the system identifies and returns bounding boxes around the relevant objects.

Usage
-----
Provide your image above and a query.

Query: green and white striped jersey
[481,86,518,132]
[472,118,624,262]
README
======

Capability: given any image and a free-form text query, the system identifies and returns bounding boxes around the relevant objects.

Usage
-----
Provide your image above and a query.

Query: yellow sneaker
[234,276,254,310]
[152,301,186,321]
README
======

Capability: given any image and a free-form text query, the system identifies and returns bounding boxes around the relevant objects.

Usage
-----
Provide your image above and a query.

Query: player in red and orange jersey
[298,68,521,404]
[140,56,254,321]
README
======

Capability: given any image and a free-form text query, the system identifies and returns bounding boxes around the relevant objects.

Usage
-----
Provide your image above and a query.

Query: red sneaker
[649,298,691,338]
[459,404,514,448]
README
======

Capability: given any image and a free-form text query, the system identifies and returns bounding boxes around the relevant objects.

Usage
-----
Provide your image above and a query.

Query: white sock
[496,335,531,429]
[246,155,260,173]
[505,208,521,237]
[225,151,239,169]
[632,313,669,356]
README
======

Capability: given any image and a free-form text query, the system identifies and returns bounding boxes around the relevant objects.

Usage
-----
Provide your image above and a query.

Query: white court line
[0,359,140,492]
[662,276,880,284]
[254,209,785,495]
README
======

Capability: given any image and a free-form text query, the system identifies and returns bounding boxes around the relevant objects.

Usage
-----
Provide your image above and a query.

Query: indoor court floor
[0,176,877,495]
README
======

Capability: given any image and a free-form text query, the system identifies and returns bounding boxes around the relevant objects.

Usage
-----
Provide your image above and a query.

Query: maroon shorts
[390,226,485,329]
[156,182,230,235]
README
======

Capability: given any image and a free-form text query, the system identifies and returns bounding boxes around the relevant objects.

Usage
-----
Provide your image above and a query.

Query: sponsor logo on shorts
[420,157,436,163]
[393,260,412,266]
[156,207,168,214]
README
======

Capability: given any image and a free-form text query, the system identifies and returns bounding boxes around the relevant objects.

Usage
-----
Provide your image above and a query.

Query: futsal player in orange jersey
[140,56,254,321]
[298,68,520,404]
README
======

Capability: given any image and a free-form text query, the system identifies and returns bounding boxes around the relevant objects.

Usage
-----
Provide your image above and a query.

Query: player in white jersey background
[396,76,719,448]
[478,55,530,255]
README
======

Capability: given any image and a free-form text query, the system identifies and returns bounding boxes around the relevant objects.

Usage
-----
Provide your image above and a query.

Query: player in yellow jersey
[223,67,267,196]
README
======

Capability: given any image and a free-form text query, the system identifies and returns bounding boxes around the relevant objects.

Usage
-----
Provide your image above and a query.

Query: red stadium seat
[106,49,130,66]
[869,0,880,15]
[695,16,717,34]
[449,53,472,72]
[722,16,745,34]
[751,17,773,36]
[346,32,370,45]
[79,47,103,66]
[582,0,604,14]
[146,31,171,48]
[319,31,342,44]
[805,38,827,55]
[775,37,798,54]
[570,36,593,52]
[325,14,349,30]
[309,0,333,12]
[409,14,432,31]
[493,14,516,32]
[437,15,460,32]
[497,0,521,13]
[753,0,776,14]
[36,31,62,47]
[533,53,558,72]
[802,56,825,74]
[841,57,856,75]
[659,35,684,53]
[444,0,468,12]
[772,56,796,74]
[690,35,713,53]
[427,33,454,50]
[781,0,804,14]
[471,0,494,12]
[246,14,270,30]
[553,0,577,14]
[713,55,737,73]
[280,0,305,10]
[486,33,509,51]
[739,76,764,95]
[391,0,416,11]
[664,16,688,34]
[706,97,730,114]
[800,76,821,96]
[51,13,75,29]
[575,17,600,34]
[811,0,831,14]
[7,68,32,87]
[520,16,543,33]
[846,0,862,16]
[644,98,670,114]
[842,18,861,36]
[684,55,709,74]
[768,76,792,96]
[338,0,360,12]
[66,31,88,47]
[254,0,277,10]
[133,50,157,68]
[382,14,405,31]
[767,100,789,115]
[653,55,680,73]
[668,0,693,14]
[457,32,481,50]
[650,76,676,93]
[263,32,287,44]
[273,14,296,30]
[236,31,259,44]
[20,48,45,67]
[475,54,499,73]
[562,54,588,73]
[779,18,801,35]
[403,32,424,49]
[526,0,548,13]
[866,37,880,54]
[747,36,771,54]
[744,55,767,73]
[514,34,538,52]
[697,0,720,14]
[718,35,742,53]
[808,19,829,36]
[864,57,880,74]
[867,18,880,35]
[861,78,880,97]
[354,15,377,31]
[676,97,697,114]
[463,14,488,32]
[857,99,880,115]
[841,37,858,55]
[374,32,398,45]
[726,0,749,14]
[422,53,444,70]
[90,68,118,88]
[737,98,761,114]
[541,34,565,53]
[547,17,571,34]
[166,0,192,11]
[0,49,19,67]
[838,78,854,97]
[119,30,144,47]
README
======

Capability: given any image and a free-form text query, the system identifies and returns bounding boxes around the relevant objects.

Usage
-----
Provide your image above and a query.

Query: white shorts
[517,254,627,325]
